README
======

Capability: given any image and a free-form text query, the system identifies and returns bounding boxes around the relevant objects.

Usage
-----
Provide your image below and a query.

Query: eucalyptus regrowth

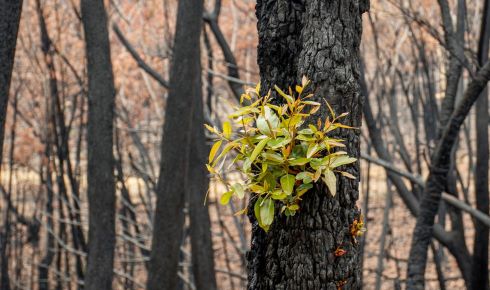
[206,77,357,231]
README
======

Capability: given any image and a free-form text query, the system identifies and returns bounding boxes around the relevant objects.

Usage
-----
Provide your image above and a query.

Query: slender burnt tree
[0,0,22,164]
[146,0,206,289]
[0,1,22,289]
[81,0,117,289]
[472,1,490,289]
[247,1,369,289]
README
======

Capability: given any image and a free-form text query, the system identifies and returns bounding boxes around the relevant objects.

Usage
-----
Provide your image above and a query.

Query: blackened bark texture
[0,0,22,165]
[146,0,204,289]
[81,0,117,289]
[407,61,490,290]
[472,1,490,289]
[248,1,368,289]
[0,2,22,289]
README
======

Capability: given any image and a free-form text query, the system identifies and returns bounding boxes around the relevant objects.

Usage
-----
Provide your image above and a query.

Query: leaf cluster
[206,77,357,231]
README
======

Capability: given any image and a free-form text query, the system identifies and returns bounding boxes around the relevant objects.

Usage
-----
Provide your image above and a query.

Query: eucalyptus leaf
[260,198,275,226]
[280,174,295,195]
[323,169,337,196]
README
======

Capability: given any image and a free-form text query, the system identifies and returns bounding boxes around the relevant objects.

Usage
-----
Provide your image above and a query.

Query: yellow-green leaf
[254,197,269,231]
[249,184,265,193]
[232,183,245,199]
[288,158,310,166]
[220,191,233,205]
[307,143,321,158]
[223,121,232,139]
[330,156,357,168]
[274,85,294,103]
[323,169,337,196]
[296,171,313,184]
[260,198,275,226]
[250,137,270,163]
[213,142,236,166]
[302,101,321,106]
[206,164,216,174]
[204,124,217,134]
[295,85,303,94]
[263,152,284,163]
[334,122,356,129]
[209,140,223,163]
[340,171,356,179]
[280,174,295,195]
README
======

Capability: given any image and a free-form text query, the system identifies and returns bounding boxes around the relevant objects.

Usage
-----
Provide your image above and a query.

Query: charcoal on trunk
[81,0,117,288]
[248,1,368,289]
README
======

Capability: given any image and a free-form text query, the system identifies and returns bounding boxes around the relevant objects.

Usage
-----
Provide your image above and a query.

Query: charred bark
[188,88,218,290]
[81,0,117,288]
[407,61,490,290]
[472,1,490,289]
[146,0,204,289]
[0,1,22,289]
[248,1,368,289]
[0,0,22,164]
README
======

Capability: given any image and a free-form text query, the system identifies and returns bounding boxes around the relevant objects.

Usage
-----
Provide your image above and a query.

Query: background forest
[0,0,489,289]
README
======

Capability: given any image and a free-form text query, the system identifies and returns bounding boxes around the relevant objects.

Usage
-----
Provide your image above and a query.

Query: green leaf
[307,143,322,158]
[309,158,323,170]
[288,158,311,166]
[250,137,270,163]
[209,140,222,163]
[257,107,280,136]
[263,152,284,163]
[302,101,321,106]
[295,134,316,142]
[228,106,260,118]
[213,142,236,166]
[220,191,233,205]
[249,184,265,193]
[329,156,357,168]
[323,169,337,196]
[271,192,288,200]
[283,115,303,128]
[254,197,263,226]
[267,137,291,149]
[223,121,232,139]
[256,115,270,135]
[274,85,294,103]
[242,158,252,172]
[260,198,275,226]
[280,174,295,195]
[232,183,245,199]
[297,128,314,135]
[296,171,313,184]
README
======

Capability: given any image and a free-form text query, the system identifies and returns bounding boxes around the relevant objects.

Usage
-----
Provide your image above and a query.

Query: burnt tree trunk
[472,0,490,289]
[146,0,204,289]
[187,94,218,290]
[248,1,368,289]
[0,1,22,289]
[81,0,117,288]
[0,0,22,163]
